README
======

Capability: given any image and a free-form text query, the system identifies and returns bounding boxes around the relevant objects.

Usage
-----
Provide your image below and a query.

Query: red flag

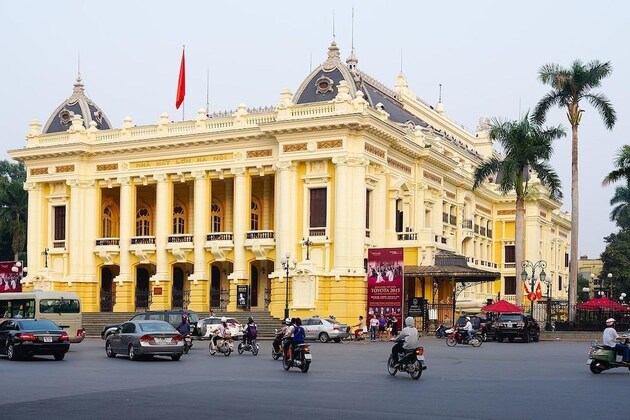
[175,48,186,109]
[535,282,543,300]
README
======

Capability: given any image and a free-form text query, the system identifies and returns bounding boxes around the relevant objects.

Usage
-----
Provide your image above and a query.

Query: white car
[197,317,243,340]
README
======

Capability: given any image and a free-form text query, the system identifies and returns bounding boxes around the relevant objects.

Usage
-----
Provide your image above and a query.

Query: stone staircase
[82,310,283,338]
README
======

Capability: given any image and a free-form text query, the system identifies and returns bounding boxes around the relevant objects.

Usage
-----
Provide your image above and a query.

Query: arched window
[102,206,113,238]
[136,208,151,236]
[173,205,185,234]
[250,198,261,231]
[211,202,222,232]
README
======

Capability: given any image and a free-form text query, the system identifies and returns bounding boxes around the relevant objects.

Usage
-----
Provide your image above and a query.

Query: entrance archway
[210,266,221,309]
[135,266,151,310]
[251,266,259,307]
[100,266,119,312]
[172,266,185,309]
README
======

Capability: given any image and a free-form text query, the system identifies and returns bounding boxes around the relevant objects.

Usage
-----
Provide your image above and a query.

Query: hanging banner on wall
[0,261,23,293]
[367,248,403,320]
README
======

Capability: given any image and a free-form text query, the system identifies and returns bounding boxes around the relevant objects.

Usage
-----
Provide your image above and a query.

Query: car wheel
[7,342,18,361]
[54,352,65,361]
[497,335,503,343]
[171,354,182,361]
[523,331,530,343]
[128,344,137,361]
[387,355,397,376]
[318,332,330,343]
[532,333,540,343]
[106,341,116,358]
[333,338,341,343]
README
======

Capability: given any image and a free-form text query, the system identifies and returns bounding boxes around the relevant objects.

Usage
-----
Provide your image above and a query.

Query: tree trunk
[569,124,579,321]
[515,194,525,308]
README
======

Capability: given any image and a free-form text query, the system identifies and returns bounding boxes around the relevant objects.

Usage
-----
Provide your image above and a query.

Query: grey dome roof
[42,77,112,134]
[293,41,427,128]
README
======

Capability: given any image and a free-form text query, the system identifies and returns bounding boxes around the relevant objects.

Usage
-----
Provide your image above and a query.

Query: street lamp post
[582,287,590,302]
[521,260,547,316]
[607,273,613,298]
[619,292,627,305]
[281,252,297,320]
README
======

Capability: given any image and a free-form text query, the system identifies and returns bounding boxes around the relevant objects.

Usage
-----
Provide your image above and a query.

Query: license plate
[43,336,52,343]
[156,338,167,344]
[586,359,592,365]
[303,353,312,360]
[417,356,425,361]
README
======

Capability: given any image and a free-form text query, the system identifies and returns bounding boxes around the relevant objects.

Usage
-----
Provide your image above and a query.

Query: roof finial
[77,51,82,82]
[436,84,445,114]
[439,83,442,103]
[400,48,403,74]
[346,5,359,70]
[332,10,336,40]
[351,5,355,52]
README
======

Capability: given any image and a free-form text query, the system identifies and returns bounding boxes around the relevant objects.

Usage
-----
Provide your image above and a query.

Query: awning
[404,251,500,282]
[481,299,523,313]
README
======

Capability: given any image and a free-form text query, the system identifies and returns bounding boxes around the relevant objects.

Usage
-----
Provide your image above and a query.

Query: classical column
[332,156,350,271]
[24,182,43,276]
[114,176,133,312]
[348,157,368,269]
[153,174,171,282]
[67,179,84,283]
[273,161,294,268]
[230,167,248,280]
[191,171,208,280]
[262,175,272,230]
[83,181,97,283]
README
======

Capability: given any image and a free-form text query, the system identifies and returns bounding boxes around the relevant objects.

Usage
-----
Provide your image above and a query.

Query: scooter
[387,346,427,380]
[208,334,233,357]
[446,327,482,347]
[435,324,452,338]
[238,338,259,355]
[272,329,284,360]
[183,334,193,354]
[587,332,630,374]
[282,342,312,373]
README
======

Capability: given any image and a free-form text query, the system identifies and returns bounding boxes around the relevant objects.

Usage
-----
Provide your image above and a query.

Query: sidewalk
[540,331,600,341]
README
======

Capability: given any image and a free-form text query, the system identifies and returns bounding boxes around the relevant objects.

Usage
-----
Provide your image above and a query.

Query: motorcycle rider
[243,316,257,346]
[463,316,474,341]
[603,318,630,365]
[274,318,291,354]
[391,316,419,367]
[290,318,306,360]
[176,313,191,336]
[283,318,296,360]
[212,317,230,350]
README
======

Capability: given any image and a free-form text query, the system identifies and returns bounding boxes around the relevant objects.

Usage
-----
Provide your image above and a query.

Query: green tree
[473,114,564,307]
[608,182,630,228]
[0,161,27,261]
[533,60,616,319]
[603,145,630,187]
[600,230,630,301]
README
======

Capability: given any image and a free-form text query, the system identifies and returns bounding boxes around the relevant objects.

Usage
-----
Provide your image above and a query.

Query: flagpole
[182,45,185,121]
[176,45,186,120]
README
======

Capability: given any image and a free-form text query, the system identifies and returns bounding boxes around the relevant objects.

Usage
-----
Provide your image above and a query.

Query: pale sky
[1,1,627,258]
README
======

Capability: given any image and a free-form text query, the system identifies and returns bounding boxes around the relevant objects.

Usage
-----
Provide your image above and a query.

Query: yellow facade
[9,41,570,324]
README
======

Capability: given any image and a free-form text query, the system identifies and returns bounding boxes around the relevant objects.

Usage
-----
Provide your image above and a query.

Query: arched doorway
[100,266,119,312]
[172,266,185,309]
[250,266,259,307]
[210,266,221,309]
[135,266,151,311]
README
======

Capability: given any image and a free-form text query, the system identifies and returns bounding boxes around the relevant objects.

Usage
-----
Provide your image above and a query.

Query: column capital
[117,176,132,186]
[153,173,169,183]
[191,170,207,180]
[272,160,294,171]
[23,181,42,192]
[230,167,246,177]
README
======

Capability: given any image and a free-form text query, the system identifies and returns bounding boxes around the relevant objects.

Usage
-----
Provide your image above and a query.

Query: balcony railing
[309,227,327,237]
[462,219,473,229]
[396,232,417,241]
[53,240,66,249]
[503,262,516,269]
[96,238,120,246]
[246,230,275,240]
[206,232,233,241]
[168,234,193,243]
[131,236,155,245]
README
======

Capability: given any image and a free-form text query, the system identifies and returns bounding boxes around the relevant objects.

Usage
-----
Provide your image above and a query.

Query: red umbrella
[577,296,629,311]
[480,299,524,313]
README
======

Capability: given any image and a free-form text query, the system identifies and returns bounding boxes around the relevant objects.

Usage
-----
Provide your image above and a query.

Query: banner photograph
[367,248,403,320]
[0,261,22,293]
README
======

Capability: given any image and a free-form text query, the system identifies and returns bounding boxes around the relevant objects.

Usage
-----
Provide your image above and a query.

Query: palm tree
[603,145,630,187]
[473,114,564,307]
[533,60,616,320]
[0,161,28,261]
[608,182,630,228]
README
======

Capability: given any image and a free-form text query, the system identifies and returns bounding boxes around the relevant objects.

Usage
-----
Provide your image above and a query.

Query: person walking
[378,314,386,341]
[369,314,379,342]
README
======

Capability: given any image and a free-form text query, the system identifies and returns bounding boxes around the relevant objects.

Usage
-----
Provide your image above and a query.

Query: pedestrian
[391,314,399,337]
[386,315,393,340]
[443,315,453,328]
[369,314,379,342]
[378,314,386,341]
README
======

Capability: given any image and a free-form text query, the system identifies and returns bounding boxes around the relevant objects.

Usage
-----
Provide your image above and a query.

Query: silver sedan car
[105,320,185,361]
[302,317,349,343]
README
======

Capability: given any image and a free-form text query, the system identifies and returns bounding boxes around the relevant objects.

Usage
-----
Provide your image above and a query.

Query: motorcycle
[272,329,284,360]
[183,334,193,354]
[435,324,453,338]
[387,346,427,380]
[238,338,259,355]
[208,334,233,357]
[282,342,312,373]
[446,327,483,347]
[587,332,630,374]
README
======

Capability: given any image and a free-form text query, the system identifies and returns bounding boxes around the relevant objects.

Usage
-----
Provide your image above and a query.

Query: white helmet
[221,317,227,323]
[606,318,615,326]
[284,318,291,324]
[405,316,414,327]
[466,317,471,321]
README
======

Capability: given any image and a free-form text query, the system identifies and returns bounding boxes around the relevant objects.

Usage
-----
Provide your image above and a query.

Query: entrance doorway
[172,267,185,309]
[250,266,259,307]
[135,267,151,310]
[100,266,118,312]
[210,266,221,309]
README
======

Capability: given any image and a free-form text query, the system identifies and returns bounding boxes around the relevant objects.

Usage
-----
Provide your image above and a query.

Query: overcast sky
[1,1,627,258]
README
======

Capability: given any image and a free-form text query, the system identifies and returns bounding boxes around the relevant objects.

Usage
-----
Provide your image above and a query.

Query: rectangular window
[309,188,327,228]
[504,245,515,263]
[365,190,371,229]
[504,276,516,295]
[395,199,403,232]
[564,254,569,268]
[558,276,563,291]
[54,206,66,242]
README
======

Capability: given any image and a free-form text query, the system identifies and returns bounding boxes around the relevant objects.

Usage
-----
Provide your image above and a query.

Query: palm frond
[584,92,616,129]
[532,91,561,125]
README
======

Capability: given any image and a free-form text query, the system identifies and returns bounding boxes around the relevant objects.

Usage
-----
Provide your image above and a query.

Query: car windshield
[18,320,60,330]
[139,322,177,333]
[498,314,523,322]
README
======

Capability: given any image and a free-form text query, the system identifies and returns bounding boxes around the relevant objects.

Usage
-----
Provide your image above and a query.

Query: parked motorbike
[446,327,483,347]
[282,342,312,373]
[238,338,259,355]
[208,334,233,357]
[587,332,630,374]
[183,334,193,354]
[387,346,427,380]
[272,329,284,360]
[435,324,453,338]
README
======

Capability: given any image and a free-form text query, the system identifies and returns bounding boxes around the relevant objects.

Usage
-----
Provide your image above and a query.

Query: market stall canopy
[404,251,500,282]
[481,299,523,313]
[576,296,629,311]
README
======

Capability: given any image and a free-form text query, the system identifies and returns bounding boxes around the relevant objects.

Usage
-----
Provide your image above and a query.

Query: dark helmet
[295,318,302,326]
[248,316,254,324]
[290,318,297,325]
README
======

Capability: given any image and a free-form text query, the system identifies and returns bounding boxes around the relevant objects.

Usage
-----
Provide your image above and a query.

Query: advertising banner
[0,261,22,293]
[367,248,403,321]
[237,285,249,309]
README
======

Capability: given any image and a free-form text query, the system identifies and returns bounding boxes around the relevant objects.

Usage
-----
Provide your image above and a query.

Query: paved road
[1,337,628,419]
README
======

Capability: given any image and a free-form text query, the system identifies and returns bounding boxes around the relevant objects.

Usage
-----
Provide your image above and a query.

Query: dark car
[105,320,184,361]
[101,310,200,339]
[495,313,540,343]
[0,319,70,360]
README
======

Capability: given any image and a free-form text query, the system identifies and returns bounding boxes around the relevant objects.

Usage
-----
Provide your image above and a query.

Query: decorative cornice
[364,143,385,159]
[423,170,442,185]
[317,140,342,149]
[30,167,48,176]
[97,163,118,171]
[247,149,272,158]
[476,205,491,215]
[387,158,411,174]
[283,143,307,152]
[497,209,516,216]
